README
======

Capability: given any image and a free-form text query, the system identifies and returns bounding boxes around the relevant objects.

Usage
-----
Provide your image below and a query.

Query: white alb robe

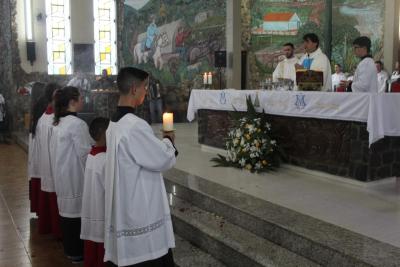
[331,72,347,90]
[80,148,106,243]
[351,57,378,93]
[36,112,56,192]
[272,57,298,84]
[377,70,389,93]
[104,114,176,266]
[299,48,332,91]
[28,133,41,179]
[52,115,92,218]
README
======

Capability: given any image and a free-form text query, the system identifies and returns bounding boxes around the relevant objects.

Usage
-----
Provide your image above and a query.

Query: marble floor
[153,122,400,248]
[0,143,79,267]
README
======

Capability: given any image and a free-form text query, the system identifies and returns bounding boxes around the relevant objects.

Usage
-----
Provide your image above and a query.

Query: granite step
[174,235,226,267]
[164,168,400,267]
[171,195,319,267]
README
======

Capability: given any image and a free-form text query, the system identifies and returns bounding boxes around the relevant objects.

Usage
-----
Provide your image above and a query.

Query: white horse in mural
[153,32,169,70]
[133,42,150,64]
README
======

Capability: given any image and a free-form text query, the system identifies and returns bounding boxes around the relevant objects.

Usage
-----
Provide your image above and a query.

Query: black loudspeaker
[241,51,247,89]
[214,50,226,68]
[26,41,36,65]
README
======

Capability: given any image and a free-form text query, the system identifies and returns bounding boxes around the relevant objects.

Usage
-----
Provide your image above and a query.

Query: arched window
[94,0,117,75]
[45,0,72,75]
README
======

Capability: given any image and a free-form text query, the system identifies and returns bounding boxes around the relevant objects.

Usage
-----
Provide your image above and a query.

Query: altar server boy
[80,117,109,267]
[52,86,92,263]
[35,83,62,237]
[104,67,178,267]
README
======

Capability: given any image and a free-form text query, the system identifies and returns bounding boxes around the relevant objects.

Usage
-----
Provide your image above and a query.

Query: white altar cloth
[187,89,400,145]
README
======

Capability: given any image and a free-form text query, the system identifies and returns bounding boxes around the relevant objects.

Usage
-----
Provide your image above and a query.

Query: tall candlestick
[207,72,212,85]
[163,112,174,132]
[203,72,208,85]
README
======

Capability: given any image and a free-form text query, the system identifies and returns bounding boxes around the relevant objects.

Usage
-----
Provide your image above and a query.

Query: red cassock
[84,240,105,267]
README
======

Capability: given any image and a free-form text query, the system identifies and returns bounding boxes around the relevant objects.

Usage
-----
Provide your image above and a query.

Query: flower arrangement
[211,96,281,173]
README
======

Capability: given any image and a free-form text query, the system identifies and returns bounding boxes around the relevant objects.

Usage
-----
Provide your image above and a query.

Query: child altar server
[35,83,62,237]
[80,117,109,267]
[104,67,178,267]
[28,82,47,214]
[52,86,92,263]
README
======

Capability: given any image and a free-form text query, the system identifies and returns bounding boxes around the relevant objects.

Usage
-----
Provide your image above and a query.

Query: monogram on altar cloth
[187,89,400,146]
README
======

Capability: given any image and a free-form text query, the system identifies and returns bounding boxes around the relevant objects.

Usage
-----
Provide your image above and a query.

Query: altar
[187,89,400,182]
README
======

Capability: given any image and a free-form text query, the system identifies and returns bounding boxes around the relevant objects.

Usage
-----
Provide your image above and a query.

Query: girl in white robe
[28,82,47,214]
[104,67,177,267]
[36,83,62,238]
[52,86,92,263]
[80,117,109,267]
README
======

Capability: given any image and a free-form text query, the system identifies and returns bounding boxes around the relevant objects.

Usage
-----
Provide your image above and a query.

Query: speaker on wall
[26,41,36,65]
[214,50,226,68]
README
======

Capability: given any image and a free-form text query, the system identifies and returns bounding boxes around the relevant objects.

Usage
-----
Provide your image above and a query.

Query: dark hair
[29,82,47,137]
[53,86,80,126]
[352,36,371,52]
[375,60,383,66]
[44,83,61,104]
[303,33,319,47]
[117,67,149,95]
[283,43,294,49]
[335,63,341,68]
[89,117,110,141]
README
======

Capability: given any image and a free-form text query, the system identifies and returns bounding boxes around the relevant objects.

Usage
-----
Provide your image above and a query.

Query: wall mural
[249,0,384,83]
[331,0,384,72]
[121,0,226,121]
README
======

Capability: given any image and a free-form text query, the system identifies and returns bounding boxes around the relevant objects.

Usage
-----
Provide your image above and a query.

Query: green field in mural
[250,0,384,78]
[121,0,226,120]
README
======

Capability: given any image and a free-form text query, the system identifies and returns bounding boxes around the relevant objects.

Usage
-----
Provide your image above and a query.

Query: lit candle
[203,72,208,85]
[207,72,212,85]
[163,112,174,132]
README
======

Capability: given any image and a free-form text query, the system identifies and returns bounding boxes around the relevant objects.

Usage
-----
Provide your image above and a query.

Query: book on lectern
[296,70,323,91]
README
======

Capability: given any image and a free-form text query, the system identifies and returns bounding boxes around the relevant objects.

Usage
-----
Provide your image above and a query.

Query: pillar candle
[203,73,208,85]
[207,72,212,85]
[163,112,174,131]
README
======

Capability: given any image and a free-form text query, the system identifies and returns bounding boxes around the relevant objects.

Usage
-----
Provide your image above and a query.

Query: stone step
[171,195,319,267]
[164,168,400,267]
[174,235,226,267]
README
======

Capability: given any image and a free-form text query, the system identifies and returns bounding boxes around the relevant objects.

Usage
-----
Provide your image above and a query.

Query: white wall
[17,0,94,74]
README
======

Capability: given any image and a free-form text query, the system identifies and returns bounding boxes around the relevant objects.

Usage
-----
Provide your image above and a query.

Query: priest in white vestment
[272,43,298,89]
[104,67,177,267]
[340,36,378,93]
[375,60,389,93]
[297,33,332,91]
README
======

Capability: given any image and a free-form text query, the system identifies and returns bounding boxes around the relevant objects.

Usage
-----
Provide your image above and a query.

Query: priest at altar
[297,33,332,91]
[272,43,298,89]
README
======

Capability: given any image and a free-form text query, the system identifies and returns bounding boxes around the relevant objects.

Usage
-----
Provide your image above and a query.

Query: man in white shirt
[331,64,346,91]
[340,36,378,93]
[297,33,332,91]
[104,67,177,267]
[375,60,388,93]
[272,43,298,87]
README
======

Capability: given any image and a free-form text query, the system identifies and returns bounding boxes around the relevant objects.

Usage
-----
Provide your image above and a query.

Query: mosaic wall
[248,0,385,84]
[120,0,226,121]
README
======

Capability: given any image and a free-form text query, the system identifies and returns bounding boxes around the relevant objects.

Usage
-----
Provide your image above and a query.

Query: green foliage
[211,96,281,173]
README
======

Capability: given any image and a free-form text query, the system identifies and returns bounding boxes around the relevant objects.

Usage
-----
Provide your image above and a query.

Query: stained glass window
[94,0,117,75]
[46,0,71,75]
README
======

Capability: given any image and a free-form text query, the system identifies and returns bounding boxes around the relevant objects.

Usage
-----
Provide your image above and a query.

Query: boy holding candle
[104,67,178,267]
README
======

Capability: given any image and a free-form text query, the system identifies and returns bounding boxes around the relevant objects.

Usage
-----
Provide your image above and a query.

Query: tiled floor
[0,143,81,267]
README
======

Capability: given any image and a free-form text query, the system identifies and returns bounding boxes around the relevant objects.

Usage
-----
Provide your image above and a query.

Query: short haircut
[89,117,110,142]
[375,60,383,66]
[303,33,319,47]
[352,36,371,52]
[117,67,149,95]
[283,43,294,49]
[335,63,341,68]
